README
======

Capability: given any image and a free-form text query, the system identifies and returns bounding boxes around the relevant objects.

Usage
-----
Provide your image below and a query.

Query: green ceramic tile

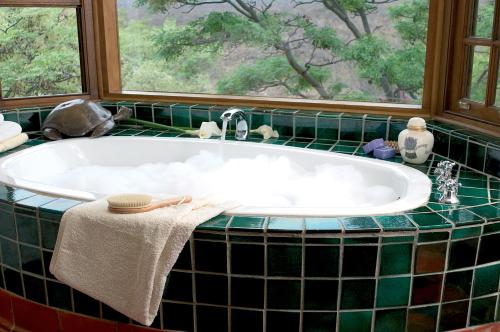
[268,245,302,277]
[229,234,264,243]
[342,245,377,276]
[0,208,16,239]
[267,280,301,309]
[374,309,406,332]
[190,109,209,128]
[16,214,39,246]
[196,305,227,331]
[477,233,500,264]
[341,279,375,309]
[411,274,442,305]
[388,121,406,141]
[484,221,500,234]
[459,187,489,198]
[1,238,20,269]
[439,208,485,226]
[23,273,46,304]
[364,118,387,142]
[375,215,416,231]
[0,187,35,203]
[344,237,378,244]
[194,240,227,273]
[40,220,58,250]
[467,204,499,220]
[432,129,450,157]
[272,114,293,137]
[163,271,193,302]
[231,243,264,275]
[229,216,266,232]
[473,264,500,297]
[267,311,299,332]
[341,217,380,233]
[305,237,341,244]
[443,270,473,301]
[406,213,452,229]
[470,296,496,326]
[339,311,372,332]
[417,232,449,242]
[231,277,264,308]
[250,112,271,129]
[171,107,191,128]
[197,215,230,231]
[153,105,172,126]
[376,277,410,307]
[303,312,336,332]
[267,236,302,244]
[267,217,303,233]
[304,218,342,233]
[305,245,339,277]
[304,279,338,310]
[382,236,414,243]
[339,116,363,141]
[452,226,482,239]
[439,300,469,331]
[466,142,486,171]
[232,309,262,332]
[18,111,41,132]
[294,116,316,138]
[163,302,193,331]
[134,103,153,122]
[380,243,412,276]
[39,198,81,218]
[307,143,333,150]
[193,232,226,240]
[196,273,227,305]
[415,242,447,274]
[332,145,358,154]
[448,238,478,270]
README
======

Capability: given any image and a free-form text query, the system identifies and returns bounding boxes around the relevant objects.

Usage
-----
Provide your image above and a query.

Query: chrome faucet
[220,108,248,141]
[433,161,461,204]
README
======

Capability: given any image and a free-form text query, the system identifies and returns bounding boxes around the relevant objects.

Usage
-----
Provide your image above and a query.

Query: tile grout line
[298,219,306,332]
[189,237,198,332]
[334,221,345,332]
[370,231,382,332]
[405,227,419,332]
[434,229,452,332]
[466,223,483,327]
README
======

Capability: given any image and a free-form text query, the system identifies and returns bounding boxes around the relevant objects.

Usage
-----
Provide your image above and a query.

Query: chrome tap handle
[220,108,248,141]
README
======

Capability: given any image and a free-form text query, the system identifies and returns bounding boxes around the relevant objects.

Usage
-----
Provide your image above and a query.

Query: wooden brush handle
[109,195,192,214]
[151,196,192,209]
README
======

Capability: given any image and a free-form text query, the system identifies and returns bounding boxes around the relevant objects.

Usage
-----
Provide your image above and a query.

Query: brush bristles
[107,194,153,208]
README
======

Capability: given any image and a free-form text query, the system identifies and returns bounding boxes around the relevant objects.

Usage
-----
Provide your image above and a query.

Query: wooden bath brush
[107,194,192,214]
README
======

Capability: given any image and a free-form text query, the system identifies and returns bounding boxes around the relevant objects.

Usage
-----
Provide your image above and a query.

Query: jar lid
[407,117,426,130]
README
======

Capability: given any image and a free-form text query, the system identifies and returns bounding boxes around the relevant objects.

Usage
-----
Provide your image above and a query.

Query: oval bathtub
[0,136,431,216]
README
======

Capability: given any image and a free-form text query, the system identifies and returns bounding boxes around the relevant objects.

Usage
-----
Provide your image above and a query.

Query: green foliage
[0,8,82,98]
[343,35,389,84]
[474,0,495,37]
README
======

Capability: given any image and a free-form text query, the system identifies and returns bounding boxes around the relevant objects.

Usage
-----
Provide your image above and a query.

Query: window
[117,0,430,105]
[0,7,82,98]
[448,0,500,126]
[0,0,97,106]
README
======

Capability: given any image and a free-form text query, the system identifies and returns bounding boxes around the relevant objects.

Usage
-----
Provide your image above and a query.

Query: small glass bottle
[398,117,434,164]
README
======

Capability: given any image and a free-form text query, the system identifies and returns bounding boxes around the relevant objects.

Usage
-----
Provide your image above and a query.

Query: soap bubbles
[45,150,398,208]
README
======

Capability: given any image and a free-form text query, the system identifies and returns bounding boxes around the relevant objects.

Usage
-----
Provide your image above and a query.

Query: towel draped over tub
[50,198,234,326]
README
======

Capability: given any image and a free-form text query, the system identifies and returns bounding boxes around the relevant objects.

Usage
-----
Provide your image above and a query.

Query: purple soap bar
[374,146,396,159]
[363,138,385,153]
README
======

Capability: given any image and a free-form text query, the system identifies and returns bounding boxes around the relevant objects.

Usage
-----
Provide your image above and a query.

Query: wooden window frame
[0,0,98,109]
[440,0,500,133]
[92,0,446,118]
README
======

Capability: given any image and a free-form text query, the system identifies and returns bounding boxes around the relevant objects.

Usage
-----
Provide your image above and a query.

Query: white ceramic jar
[398,117,434,164]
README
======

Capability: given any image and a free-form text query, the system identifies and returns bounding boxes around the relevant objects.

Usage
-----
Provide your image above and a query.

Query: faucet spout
[220,108,248,141]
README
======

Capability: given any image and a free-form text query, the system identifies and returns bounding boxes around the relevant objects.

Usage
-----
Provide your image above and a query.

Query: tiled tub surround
[0,102,497,331]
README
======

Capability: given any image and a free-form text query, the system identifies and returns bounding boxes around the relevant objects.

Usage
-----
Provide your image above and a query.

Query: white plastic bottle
[398,117,434,164]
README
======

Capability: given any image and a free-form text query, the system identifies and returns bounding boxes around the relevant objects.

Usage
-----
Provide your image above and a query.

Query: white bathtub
[0,136,431,217]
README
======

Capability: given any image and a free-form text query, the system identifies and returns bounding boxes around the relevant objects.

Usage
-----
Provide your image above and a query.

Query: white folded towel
[0,114,4,124]
[0,121,21,142]
[0,133,28,153]
[50,198,235,326]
